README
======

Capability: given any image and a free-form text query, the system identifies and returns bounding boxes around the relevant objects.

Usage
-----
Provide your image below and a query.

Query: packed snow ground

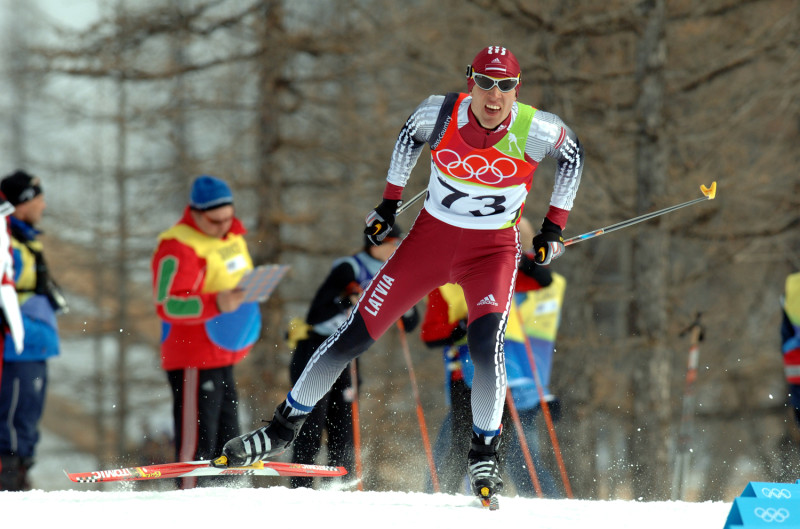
[1,428,733,529]
[2,484,732,529]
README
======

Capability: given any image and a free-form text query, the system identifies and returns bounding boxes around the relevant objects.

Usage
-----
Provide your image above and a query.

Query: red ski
[65,459,346,483]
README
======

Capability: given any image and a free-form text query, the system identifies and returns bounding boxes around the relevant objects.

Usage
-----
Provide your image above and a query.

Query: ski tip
[63,469,84,483]
[700,181,717,200]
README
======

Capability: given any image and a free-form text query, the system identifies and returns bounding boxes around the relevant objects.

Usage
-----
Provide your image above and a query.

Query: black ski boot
[467,433,503,509]
[216,402,307,467]
[18,457,34,491]
[0,454,20,491]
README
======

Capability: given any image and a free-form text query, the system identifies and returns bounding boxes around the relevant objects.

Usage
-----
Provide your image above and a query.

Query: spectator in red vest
[151,175,261,488]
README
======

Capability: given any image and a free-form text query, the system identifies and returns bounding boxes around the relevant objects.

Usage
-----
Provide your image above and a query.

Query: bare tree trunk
[92,185,110,465]
[169,0,192,189]
[630,0,671,500]
[4,0,28,168]
[251,0,288,402]
[112,4,131,458]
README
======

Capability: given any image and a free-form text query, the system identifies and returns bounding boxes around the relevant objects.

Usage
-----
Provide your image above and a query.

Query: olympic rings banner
[724,481,800,527]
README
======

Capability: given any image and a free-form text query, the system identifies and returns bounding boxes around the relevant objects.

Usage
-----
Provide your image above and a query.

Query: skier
[217,44,584,505]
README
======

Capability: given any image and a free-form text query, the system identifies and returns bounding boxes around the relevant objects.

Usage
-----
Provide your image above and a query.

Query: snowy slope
[13,430,736,528]
[10,428,733,528]
[1,485,731,529]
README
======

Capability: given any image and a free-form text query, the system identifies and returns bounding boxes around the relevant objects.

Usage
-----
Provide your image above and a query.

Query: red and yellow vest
[152,208,261,370]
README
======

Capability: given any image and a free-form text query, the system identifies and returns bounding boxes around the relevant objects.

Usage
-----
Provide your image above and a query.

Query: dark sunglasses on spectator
[472,72,519,93]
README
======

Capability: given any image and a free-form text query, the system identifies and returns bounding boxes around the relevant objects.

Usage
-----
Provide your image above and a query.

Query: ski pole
[396,318,441,492]
[397,189,427,215]
[670,312,704,501]
[511,298,574,498]
[504,388,544,497]
[349,361,365,491]
[563,182,717,247]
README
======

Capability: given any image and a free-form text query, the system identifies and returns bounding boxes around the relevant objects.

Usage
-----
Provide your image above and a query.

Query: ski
[65,459,347,483]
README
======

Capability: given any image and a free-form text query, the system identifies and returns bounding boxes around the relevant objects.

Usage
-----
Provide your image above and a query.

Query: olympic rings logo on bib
[434,149,523,186]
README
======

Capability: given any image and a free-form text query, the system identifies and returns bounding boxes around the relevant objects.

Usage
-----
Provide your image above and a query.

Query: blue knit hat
[189,175,233,211]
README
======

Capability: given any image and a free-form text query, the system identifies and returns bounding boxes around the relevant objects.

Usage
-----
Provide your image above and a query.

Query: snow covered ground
[15,432,734,529]
[4,427,733,529]
[0,429,737,529]
[1,482,732,529]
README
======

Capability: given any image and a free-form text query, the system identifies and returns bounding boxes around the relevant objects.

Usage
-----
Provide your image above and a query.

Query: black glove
[401,306,420,332]
[518,253,554,287]
[532,218,565,265]
[364,199,401,246]
[449,318,468,344]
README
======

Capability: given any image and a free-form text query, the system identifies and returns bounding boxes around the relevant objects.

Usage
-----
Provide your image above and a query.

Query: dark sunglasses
[471,72,519,93]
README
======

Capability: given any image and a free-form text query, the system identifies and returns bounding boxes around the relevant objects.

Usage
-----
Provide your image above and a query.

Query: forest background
[0,0,798,502]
